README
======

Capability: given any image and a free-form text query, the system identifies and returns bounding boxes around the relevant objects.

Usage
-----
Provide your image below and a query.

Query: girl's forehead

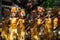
[12,13,16,14]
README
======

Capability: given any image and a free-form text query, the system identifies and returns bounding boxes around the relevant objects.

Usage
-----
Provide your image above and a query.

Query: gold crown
[11,7,17,12]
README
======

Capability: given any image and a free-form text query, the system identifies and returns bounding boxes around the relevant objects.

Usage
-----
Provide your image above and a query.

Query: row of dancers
[1,11,59,40]
[1,6,59,40]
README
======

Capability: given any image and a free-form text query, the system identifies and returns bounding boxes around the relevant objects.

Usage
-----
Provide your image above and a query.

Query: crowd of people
[1,6,60,40]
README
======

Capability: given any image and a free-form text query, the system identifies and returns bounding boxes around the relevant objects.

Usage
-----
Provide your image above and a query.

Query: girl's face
[12,12,16,17]
[58,12,60,15]
[37,15,40,18]
[46,12,50,18]
[47,14,50,18]
[38,8,43,12]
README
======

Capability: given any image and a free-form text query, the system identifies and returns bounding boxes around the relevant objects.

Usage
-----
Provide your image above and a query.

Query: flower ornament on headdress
[20,9,25,16]
[37,6,44,12]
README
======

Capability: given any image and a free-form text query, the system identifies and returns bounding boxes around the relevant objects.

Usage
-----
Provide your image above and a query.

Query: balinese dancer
[9,13,18,40]
[44,11,52,40]
[8,7,18,40]
[17,9,25,40]
[1,18,7,40]
[31,18,39,40]
[53,16,58,29]
[17,16,25,40]
[36,15,42,40]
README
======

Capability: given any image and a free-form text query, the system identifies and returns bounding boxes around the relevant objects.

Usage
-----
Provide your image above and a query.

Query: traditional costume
[17,18,25,40]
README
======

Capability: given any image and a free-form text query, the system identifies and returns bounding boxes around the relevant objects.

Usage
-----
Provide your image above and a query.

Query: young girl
[9,13,18,40]
[44,11,52,40]
[17,16,25,40]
